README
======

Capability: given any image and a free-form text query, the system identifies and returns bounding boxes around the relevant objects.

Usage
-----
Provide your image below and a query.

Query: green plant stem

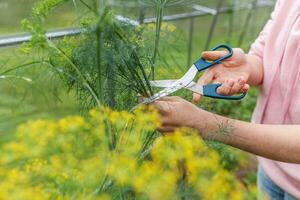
[226,0,235,44]
[132,51,153,96]
[187,18,194,67]
[205,0,223,50]
[238,0,258,46]
[152,4,164,80]
[0,60,48,75]
[96,26,104,105]
[78,0,98,15]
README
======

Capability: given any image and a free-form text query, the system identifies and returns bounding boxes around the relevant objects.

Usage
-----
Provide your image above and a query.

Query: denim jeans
[257,166,296,200]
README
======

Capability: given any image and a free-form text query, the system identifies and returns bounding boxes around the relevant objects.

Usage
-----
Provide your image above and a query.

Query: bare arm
[154,97,300,164]
[195,109,300,163]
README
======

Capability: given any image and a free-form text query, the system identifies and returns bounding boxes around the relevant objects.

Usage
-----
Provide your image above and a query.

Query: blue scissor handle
[203,84,246,100]
[194,44,233,71]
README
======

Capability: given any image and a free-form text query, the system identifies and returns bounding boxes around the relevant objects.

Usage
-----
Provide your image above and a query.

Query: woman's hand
[153,96,208,133]
[193,48,252,103]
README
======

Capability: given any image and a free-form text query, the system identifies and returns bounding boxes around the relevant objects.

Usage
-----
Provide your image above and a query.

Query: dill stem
[226,0,235,44]
[96,26,104,105]
[238,0,258,46]
[1,60,48,75]
[152,4,164,80]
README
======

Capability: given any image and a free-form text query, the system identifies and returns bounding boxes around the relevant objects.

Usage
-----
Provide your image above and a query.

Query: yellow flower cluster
[144,22,177,33]
[0,106,247,200]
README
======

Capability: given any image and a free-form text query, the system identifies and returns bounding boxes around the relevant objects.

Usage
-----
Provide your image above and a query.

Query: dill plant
[22,0,155,110]
[20,0,196,110]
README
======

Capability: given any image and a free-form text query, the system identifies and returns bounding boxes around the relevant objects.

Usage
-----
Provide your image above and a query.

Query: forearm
[246,54,264,86]
[194,109,300,164]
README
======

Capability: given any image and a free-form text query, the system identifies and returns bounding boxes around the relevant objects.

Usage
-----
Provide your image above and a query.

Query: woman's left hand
[152,96,206,133]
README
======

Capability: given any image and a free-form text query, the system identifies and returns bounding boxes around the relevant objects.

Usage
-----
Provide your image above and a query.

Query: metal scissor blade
[151,80,205,95]
[140,84,183,104]
[141,65,198,104]
[186,82,204,95]
[150,80,177,88]
[150,65,198,89]
[151,80,198,90]
[176,64,198,87]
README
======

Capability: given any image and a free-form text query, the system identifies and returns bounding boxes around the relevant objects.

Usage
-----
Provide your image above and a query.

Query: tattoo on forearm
[205,116,236,143]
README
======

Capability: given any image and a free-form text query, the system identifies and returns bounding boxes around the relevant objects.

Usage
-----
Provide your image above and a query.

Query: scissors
[141,44,247,105]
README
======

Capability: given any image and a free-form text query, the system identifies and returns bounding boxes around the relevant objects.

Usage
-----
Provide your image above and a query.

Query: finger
[212,78,223,85]
[159,96,181,102]
[229,77,245,95]
[197,69,215,85]
[241,84,250,93]
[217,79,234,95]
[193,70,214,103]
[201,50,227,61]
[192,93,201,104]
[152,100,171,115]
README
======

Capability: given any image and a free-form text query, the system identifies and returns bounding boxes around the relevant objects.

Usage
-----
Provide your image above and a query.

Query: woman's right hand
[193,48,252,103]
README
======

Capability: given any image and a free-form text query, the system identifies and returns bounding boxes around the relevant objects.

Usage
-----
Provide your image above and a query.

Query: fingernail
[217,87,223,94]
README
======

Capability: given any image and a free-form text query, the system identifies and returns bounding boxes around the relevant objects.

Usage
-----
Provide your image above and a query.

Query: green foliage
[21,0,68,52]
[50,14,154,110]
[22,0,159,110]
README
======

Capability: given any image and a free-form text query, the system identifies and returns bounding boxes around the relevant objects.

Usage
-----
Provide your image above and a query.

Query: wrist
[244,55,253,81]
[245,54,263,86]
[191,108,215,139]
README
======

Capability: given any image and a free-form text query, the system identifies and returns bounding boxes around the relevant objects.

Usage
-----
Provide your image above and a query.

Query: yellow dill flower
[25,158,47,173]
[107,154,137,185]
[58,116,85,131]
[0,106,249,199]
[50,155,63,171]
[167,24,176,32]
[89,108,98,119]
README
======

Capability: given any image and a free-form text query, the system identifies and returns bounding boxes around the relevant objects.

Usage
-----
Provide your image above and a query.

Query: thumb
[202,50,228,61]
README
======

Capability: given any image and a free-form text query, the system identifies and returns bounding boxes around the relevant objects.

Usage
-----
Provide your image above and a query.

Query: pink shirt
[249,0,300,198]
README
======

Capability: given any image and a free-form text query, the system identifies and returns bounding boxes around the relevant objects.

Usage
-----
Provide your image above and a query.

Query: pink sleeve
[249,0,282,59]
